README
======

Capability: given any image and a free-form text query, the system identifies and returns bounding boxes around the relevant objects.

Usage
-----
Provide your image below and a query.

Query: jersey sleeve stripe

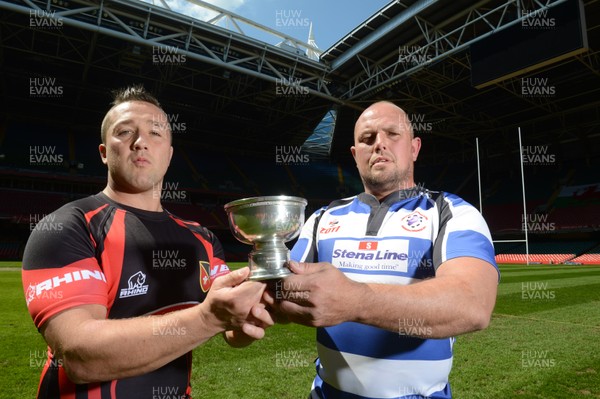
[57,364,76,399]
[22,258,108,328]
[84,203,108,249]
[100,209,126,311]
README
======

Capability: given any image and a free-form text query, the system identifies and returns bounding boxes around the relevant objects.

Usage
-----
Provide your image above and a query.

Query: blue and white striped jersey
[290,189,498,399]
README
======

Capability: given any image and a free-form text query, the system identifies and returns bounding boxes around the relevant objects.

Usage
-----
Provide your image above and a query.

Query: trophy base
[248,248,292,281]
[248,266,292,281]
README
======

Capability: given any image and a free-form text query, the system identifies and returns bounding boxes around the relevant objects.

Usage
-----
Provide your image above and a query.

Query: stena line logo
[358,241,377,250]
[331,239,410,273]
[119,271,149,298]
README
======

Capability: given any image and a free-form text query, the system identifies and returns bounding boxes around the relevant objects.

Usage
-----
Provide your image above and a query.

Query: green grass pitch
[1,263,599,398]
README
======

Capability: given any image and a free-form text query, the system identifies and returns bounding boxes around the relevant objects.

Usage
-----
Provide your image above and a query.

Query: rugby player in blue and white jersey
[265,101,499,399]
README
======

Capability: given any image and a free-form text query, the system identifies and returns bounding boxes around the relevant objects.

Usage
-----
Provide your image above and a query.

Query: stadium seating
[494,241,600,265]
[0,188,72,220]
[570,254,600,264]
[1,121,599,264]
[0,242,21,260]
[495,253,575,264]
[570,244,600,264]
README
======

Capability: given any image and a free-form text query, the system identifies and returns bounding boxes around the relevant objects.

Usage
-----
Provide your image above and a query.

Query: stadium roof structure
[0,0,599,169]
[0,0,341,158]
[324,0,600,168]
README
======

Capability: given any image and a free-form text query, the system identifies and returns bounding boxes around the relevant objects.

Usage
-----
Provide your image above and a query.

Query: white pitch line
[494,312,600,330]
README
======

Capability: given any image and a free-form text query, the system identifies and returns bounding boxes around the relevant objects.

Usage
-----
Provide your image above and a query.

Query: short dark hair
[110,84,161,108]
[100,84,165,143]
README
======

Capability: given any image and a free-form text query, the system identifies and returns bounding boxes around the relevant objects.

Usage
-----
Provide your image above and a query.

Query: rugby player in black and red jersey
[22,85,274,398]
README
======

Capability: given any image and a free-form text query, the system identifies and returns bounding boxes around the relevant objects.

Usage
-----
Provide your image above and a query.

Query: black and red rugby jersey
[22,192,230,399]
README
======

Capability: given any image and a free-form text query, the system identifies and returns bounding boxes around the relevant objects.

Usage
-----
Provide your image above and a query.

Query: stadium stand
[2,152,599,262]
[1,119,599,264]
[494,241,600,265]
[569,242,600,265]
[571,253,600,265]
[0,241,20,260]
[495,254,575,264]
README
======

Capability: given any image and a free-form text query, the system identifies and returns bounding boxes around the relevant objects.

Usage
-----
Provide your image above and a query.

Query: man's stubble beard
[361,165,414,195]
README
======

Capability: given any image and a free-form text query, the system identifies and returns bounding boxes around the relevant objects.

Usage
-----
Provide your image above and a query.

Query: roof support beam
[330,0,439,71]
[0,0,346,104]
[340,0,567,100]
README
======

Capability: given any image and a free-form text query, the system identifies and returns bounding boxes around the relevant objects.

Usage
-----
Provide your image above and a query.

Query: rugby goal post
[477,128,530,265]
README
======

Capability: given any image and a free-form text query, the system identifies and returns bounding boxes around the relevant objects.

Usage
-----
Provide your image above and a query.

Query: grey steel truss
[329,0,569,101]
[0,0,341,103]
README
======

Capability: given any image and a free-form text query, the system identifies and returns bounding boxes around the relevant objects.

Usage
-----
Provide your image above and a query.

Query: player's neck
[102,186,163,212]
[365,181,416,202]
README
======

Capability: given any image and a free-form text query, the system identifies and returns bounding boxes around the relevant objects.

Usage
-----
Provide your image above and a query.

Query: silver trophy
[224,196,307,281]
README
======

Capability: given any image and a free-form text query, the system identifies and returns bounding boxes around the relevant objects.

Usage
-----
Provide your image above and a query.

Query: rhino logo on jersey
[128,271,146,289]
[120,271,149,298]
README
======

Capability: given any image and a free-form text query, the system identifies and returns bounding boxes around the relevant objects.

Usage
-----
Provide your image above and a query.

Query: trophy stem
[248,240,292,281]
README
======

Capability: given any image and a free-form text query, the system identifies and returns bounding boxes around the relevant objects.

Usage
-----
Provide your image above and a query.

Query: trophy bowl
[224,196,307,281]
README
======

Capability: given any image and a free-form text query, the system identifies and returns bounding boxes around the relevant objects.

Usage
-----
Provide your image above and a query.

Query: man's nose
[374,132,387,150]
[132,132,148,150]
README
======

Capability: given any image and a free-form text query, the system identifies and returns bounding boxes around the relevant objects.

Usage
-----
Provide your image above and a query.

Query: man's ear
[99,143,107,165]
[411,137,421,162]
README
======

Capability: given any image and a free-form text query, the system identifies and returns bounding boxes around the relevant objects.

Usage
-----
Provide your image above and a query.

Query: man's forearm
[355,279,487,338]
[351,259,498,338]
[47,303,222,384]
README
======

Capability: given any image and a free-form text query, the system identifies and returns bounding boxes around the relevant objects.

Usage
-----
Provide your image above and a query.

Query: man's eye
[360,135,374,144]
[151,130,162,136]
[117,130,132,136]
